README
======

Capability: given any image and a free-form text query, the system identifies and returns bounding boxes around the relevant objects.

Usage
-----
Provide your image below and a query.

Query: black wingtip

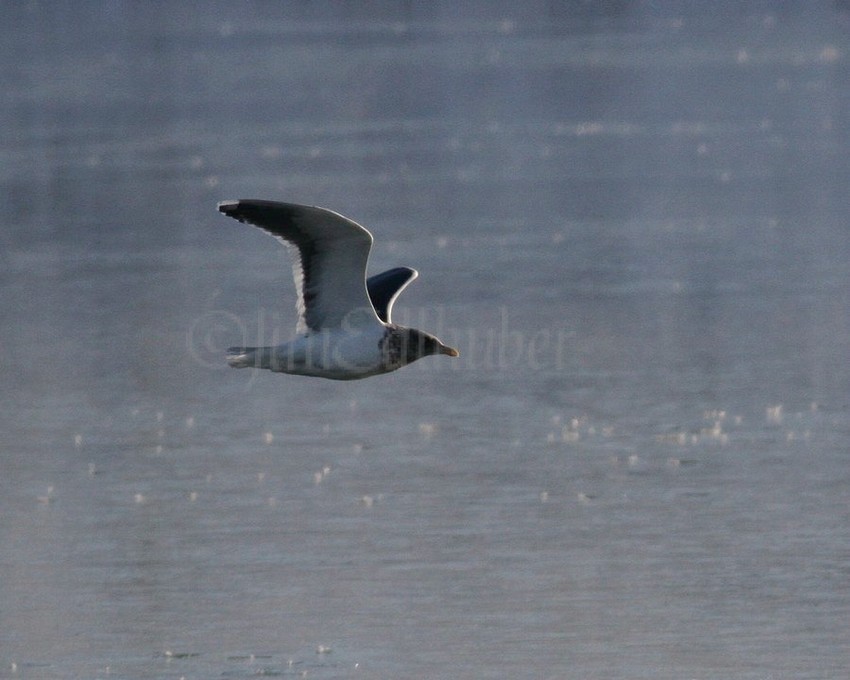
[217,200,240,215]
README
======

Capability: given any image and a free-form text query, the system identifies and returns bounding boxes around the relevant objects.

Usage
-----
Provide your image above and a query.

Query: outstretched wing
[218,200,380,332]
[366,267,418,324]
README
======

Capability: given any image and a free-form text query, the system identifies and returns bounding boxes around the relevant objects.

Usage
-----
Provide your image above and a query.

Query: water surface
[2,3,849,679]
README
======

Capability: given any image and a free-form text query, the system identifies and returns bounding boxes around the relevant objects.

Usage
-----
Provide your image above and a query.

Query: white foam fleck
[766,404,783,424]
[419,422,438,438]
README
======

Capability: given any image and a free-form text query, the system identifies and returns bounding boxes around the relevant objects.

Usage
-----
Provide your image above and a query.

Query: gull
[218,200,459,380]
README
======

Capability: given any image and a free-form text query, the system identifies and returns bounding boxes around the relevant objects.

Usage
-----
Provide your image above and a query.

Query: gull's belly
[273,327,387,379]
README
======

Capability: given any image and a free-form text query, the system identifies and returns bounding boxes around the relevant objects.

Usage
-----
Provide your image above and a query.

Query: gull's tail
[226,347,272,369]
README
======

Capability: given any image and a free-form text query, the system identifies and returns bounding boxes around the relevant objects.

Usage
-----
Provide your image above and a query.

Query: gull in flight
[218,200,459,380]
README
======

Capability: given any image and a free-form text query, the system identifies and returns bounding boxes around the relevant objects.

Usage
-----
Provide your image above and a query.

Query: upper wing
[218,200,381,332]
[366,267,418,323]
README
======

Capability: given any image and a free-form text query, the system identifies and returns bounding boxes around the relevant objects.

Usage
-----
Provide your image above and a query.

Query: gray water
[2,3,850,679]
